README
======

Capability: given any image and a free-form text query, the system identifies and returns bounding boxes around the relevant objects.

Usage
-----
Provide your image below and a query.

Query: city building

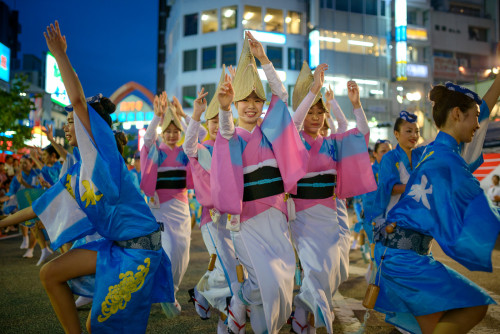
[163,0,401,142]
[161,0,499,143]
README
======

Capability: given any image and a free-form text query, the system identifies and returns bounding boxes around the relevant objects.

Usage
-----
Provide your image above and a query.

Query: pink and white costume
[289,92,375,333]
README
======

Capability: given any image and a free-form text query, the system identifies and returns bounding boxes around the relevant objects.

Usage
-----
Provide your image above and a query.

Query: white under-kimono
[214,63,309,334]
[140,115,193,297]
[183,119,238,314]
[289,92,372,333]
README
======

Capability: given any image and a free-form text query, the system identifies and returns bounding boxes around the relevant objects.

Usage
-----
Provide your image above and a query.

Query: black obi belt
[243,166,284,202]
[291,174,336,200]
[156,170,187,189]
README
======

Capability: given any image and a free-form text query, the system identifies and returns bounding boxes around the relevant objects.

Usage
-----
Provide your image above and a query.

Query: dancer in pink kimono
[211,31,309,334]
[183,67,238,334]
[140,92,199,317]
[289,61,376,333]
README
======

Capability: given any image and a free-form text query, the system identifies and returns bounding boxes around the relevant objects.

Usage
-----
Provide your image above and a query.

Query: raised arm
[462,47,500,168]
[246,31,288,102]
[293,63,328,131]
[218,74,235,140]
[483,44,500,112]
[44,21,90,140]
[183,88,209,157]
[347,81,369,135]
[326,85,348,134]
[144,92,167,148]
[324,86,337,133]
[30,148,44,170]
[43,125,68,160]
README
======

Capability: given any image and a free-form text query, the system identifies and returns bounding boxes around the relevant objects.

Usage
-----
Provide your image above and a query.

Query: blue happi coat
[32,104,174,333]
[374,131,500,334]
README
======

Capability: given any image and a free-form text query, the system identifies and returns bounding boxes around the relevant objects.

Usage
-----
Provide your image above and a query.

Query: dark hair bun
[428,85,448,104]
[428,84,476,128]
[100,97,116,114]
[115,131,128,146]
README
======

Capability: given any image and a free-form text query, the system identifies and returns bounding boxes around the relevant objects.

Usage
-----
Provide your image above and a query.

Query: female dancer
[0,155,51,264]
[289,61,375,333]
[374,81,500,334]
[371,110,426,220]
[140,90,205,316]
[183,70,238,333]
[361,139,392,244]
[0,21,174,333]
[212,31,309,334]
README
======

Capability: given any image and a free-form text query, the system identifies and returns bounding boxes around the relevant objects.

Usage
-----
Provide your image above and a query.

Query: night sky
[5,0,158,99]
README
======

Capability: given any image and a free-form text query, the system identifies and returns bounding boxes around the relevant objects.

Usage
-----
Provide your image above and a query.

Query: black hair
[374,142,385,153]
[43,144,60,159]
[114,131,128,157]
[394,117,408,132]
[89,97,116,128]
[428,85,477,129]
[493,175,500,181]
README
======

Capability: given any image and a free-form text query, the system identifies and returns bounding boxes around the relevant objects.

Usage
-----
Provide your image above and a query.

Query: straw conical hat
[205,64,226,120]
[233,37,266,102]
[292,61,327,112]
[161,100,183,132]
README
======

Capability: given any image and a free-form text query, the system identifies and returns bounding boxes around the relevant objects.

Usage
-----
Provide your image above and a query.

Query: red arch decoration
[109,81,155,105]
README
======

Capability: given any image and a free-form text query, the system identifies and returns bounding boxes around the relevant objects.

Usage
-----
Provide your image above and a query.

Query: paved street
[0,224,499,333]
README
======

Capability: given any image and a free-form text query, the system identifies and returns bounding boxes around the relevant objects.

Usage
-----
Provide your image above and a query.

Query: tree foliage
[0,75,35,150]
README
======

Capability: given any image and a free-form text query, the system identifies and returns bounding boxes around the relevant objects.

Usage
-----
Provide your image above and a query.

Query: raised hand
[311,63,328,95]
[172,96,186,119]
[228,65,236,80]
[43,20,67,57]
[347,81,361,109]
[325,84,335,103]
[42,124,54,142]
[154,92,168,118]
[30,148,39,160]
[192,88,209,121]
[218,74,234,112]
[245,31,269,65]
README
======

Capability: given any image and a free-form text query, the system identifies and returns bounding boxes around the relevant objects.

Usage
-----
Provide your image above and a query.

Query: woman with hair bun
[369,109,426,223]
[373,69,500,333]
[0,21,175,333]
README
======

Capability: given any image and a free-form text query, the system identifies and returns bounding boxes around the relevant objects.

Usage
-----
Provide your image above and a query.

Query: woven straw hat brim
[161,102,183,132]
[233,37,266,102]
[292,61,327,112]
[206,64,226,120]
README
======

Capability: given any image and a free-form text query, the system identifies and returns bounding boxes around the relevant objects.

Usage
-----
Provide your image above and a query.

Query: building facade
[162,0,498,142]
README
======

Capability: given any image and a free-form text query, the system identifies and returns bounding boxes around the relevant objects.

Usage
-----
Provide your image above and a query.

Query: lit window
[202,9,218,33]
[221,6,237,30]
[286,11,302,34]
[243,5,262,30]
[184,13,198,36]
[265,8,284,33]
[267,46,283,69]
[319,29,387,57]
[183,49,197,72]
[221,43,237,66]
[182,86,197,108]
[202,47,217,69]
